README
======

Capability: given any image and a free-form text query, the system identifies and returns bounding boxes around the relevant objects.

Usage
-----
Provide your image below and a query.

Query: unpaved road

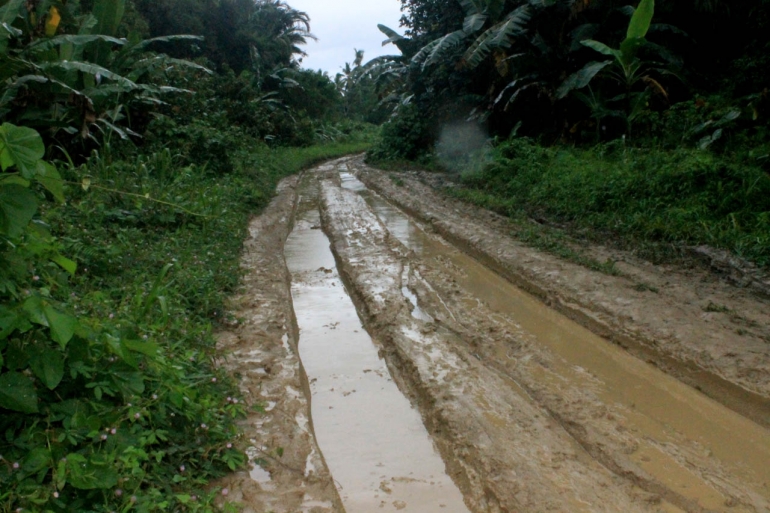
[217,156,770,513]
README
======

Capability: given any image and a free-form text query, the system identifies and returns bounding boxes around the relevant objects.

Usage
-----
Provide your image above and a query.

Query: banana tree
[556,0,672,134]
[0,0,206,142]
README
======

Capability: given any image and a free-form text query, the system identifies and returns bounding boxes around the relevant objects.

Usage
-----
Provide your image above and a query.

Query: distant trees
[133,0,315,74]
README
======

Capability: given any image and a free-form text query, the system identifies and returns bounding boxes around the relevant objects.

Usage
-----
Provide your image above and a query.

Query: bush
[367,103,432,162]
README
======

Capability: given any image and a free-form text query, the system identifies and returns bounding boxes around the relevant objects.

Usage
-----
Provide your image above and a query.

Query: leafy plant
[558,0,676,134]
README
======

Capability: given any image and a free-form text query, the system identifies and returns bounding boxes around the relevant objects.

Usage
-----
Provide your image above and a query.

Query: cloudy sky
[288,0,405,76]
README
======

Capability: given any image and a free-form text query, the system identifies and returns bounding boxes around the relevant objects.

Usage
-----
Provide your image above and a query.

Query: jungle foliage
[0,0,370,510]
[365,0,769,267]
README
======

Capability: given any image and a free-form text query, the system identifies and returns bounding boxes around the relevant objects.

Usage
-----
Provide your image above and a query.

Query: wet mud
[284,174,468,513]
[217,156,770,513]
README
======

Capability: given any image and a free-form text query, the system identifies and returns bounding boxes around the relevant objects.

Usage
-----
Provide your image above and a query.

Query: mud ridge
[355,157,770,428]
[320,179,674,513]
[215,174,342,513]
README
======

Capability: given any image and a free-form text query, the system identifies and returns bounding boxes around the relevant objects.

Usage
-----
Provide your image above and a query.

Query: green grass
[452,138,770,268]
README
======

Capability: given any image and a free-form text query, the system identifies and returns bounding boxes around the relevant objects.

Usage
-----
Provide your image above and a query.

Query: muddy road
[217,156,770,513]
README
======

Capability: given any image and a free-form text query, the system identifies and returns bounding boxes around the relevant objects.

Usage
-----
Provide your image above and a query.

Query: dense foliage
[0,0,372,510]
[366,0,769,267]
[367,0,769,148]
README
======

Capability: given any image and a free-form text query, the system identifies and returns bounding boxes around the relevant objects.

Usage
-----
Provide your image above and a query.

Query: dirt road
[217,156,770,513]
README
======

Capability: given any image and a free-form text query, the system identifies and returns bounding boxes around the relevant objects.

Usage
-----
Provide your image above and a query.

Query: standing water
[284,179,469,513]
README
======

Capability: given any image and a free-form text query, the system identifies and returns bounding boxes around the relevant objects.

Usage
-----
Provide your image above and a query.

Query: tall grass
[454,138,770,267]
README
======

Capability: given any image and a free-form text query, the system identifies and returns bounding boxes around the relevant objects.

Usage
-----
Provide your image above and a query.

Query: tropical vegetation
[362,0,770,267]
[0,0,371,510]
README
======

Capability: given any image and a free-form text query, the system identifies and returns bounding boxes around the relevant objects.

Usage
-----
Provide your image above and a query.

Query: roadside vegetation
[0,0,372,510]
[361,0,770,268]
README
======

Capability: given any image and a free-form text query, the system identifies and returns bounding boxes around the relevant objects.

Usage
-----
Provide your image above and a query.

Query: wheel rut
[220,157,770,513]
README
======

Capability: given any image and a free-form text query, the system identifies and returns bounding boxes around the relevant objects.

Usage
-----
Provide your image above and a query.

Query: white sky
[289,0,405,76]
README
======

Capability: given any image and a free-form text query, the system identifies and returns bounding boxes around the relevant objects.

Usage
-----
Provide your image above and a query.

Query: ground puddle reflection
[285,203,469,513]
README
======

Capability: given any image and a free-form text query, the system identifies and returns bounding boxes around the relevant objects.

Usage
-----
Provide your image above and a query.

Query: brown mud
[215,175,341,513]
[217,156,770,513]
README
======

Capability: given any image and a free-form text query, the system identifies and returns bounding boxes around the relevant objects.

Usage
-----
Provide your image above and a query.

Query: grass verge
[1,140,368,512]
[451,138,770,268]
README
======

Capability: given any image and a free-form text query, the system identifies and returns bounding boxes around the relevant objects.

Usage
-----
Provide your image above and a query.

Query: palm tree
[248,0,316,72]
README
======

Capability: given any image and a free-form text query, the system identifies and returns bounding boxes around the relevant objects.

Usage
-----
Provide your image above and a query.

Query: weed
[633,283,660,293]
[703,302,731,313]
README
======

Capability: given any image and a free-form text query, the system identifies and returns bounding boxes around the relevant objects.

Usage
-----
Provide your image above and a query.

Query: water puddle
[284,196,469,513]
[343,172,770,509]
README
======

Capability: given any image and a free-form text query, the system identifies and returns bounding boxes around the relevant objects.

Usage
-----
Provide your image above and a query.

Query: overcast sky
[288,0,405,76]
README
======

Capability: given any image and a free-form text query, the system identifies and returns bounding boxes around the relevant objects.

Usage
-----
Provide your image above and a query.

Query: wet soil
[217,156,770,513]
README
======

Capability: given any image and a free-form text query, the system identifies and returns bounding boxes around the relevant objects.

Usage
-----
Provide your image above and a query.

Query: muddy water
[284,192,469,512]
[340,171,770,510]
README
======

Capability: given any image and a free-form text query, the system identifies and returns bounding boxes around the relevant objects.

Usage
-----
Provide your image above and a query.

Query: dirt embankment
[356,158,770,427]
[215,176,342,513]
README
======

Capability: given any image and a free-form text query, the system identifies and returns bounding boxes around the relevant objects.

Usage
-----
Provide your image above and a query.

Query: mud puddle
[340,171,770,511]
[284,180,469,513]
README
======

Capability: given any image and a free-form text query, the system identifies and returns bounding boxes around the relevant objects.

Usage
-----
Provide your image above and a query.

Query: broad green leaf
[0,306,18,339]
[35,161,65,203]
[44,306,77,347]
[127,34,203,53]
[23,447,50,473]
[377,24,404,46]
[112,370,144,395]
[464,13,487,33]
[39,61,138,90]
[0,371,39,413]
[0,0,24,26]
[581,40,622,60]
[123,339,159,357]
[626,0,655,40]
[27,34,126,53]
[0,174,30,187]
[66,454,118,489]
[30,346,65,389]
[463,6,530,69]
[0,184,38,238]
[420,30,467,70]
[22,296,77,348]
[93,0,125,37]
[619,37,644,65]
[556,60,613,99]
[0,123,45,178]
[51,255,77,275]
